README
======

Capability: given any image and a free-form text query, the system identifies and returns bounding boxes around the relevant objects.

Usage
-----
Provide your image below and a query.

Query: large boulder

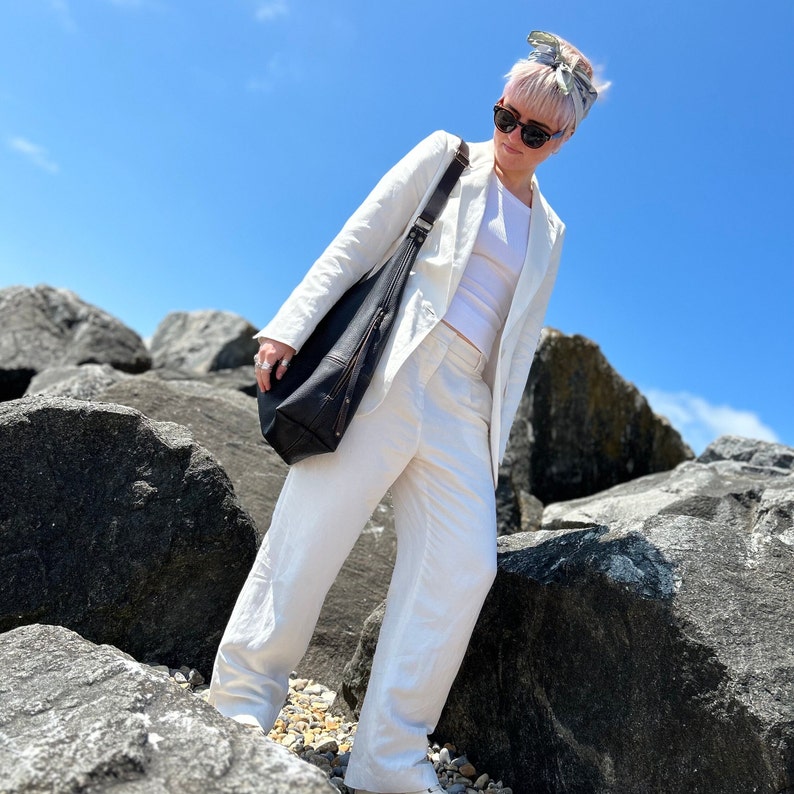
[424,436,793,793]
[150,310,260,373]
[499,328,694,522]
[0,395,257,676]
[0,284,150,400]
[100,376,285,542]
[0,623,333,793]
[98,375,397,694]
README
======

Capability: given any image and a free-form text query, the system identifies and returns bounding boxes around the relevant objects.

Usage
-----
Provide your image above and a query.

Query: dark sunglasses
[493,104,563,149]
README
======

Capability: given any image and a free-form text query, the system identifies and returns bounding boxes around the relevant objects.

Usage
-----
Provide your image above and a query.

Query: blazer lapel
[503,178,555,339]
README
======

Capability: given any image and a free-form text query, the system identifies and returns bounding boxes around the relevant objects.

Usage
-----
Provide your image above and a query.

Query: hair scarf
[526,30,598,129]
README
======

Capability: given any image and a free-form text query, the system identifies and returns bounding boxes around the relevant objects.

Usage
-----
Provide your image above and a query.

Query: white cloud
[8,137,60,174]
[49,0,77,31]
[255,0,288,22]
[643,388,780,454]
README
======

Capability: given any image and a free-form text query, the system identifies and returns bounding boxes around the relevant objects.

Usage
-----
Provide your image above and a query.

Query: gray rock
[499,328,694,512]
[25,362,131,400]
[98,375,397,695]
[340,601,386,715]
[189,365,259,397]
[99,376,284,542]
[430,435,794,793]
[496,485,543,536]
[0,395,257,676]
[150,310,259,373]
[0,284,151,400]
[0,623,333,794]
[697,433,794,469]
[139,365,258,398]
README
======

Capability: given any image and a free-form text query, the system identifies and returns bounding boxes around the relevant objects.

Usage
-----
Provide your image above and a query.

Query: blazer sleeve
[255,130,459,352]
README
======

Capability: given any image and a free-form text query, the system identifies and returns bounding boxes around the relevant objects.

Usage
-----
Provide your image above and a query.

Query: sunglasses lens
[494,107,517,133]
[520,125,549,149]
[494,106,551,149]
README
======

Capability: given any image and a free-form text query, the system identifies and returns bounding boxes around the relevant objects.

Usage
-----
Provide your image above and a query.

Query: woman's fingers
[253,352,274,391]
[254,340,296,391]
[274,355,292,380]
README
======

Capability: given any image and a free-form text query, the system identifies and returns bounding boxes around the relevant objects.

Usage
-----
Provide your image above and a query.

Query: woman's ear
[558,127,576,148]
[551,128,574,155]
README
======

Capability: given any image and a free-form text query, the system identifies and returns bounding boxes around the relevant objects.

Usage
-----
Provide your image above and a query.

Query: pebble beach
[157,665,513,794]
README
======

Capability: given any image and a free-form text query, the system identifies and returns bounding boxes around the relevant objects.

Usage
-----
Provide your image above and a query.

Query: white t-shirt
[443,176,530,358]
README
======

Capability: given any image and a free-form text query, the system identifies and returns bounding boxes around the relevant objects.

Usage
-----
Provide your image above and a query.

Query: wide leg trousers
[208,322,498,793]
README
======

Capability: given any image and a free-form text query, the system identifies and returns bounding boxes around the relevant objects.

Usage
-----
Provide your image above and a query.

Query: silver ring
[281,359,292,369]
[254,361,272,371]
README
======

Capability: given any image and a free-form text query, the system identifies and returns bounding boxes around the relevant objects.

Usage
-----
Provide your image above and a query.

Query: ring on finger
[280,358,292,369]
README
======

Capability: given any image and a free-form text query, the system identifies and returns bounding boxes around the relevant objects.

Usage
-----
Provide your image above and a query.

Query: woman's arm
[255,130,459,354]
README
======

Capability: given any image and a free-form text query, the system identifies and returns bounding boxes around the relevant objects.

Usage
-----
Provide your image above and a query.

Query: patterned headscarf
[526,31,598,129]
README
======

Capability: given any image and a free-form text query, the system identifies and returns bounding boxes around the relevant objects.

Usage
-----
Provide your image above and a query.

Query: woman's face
[492,92,569,178]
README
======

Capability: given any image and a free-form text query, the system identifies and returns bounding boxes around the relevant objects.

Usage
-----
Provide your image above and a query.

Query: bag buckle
[414,216,433,234]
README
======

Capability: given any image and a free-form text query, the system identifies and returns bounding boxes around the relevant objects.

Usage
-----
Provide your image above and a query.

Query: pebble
[153,664,513,794]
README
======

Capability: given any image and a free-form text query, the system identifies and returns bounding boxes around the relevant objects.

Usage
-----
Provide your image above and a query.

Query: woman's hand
[254,338,297,392]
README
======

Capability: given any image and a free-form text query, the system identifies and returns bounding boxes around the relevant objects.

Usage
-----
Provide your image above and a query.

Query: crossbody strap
[414,139,470,235]
[334,139,470,435]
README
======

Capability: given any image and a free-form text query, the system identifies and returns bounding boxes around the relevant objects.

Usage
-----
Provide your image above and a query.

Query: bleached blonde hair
[504,33,608,134]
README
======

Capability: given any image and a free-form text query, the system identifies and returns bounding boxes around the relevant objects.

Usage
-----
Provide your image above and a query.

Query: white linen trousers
[208,322,498,792]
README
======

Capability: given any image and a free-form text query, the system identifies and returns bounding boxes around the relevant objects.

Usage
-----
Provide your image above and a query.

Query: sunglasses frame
[493,104,564,149]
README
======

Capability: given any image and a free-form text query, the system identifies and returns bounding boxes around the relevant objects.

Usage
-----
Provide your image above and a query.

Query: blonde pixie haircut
[504,33,605,135]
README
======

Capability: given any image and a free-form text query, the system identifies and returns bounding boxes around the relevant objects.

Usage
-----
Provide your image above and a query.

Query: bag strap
[334,140,470,435]
[414,139,470,235]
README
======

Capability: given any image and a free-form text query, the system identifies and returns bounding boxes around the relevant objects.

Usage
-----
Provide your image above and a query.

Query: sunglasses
[493,104,563,149]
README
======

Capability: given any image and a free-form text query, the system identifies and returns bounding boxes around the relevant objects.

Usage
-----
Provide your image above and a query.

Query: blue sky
[2,0,792,454]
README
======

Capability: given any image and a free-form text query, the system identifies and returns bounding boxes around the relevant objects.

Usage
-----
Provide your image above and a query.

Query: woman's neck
[493,164,534,207]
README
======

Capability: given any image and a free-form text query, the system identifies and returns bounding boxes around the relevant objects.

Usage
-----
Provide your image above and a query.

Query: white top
[443,176,530,359]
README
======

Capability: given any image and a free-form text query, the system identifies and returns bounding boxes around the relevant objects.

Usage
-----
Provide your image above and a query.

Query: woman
[210,31,605,794]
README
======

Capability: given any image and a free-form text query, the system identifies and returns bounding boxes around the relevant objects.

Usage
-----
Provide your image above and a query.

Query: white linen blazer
[256,130,565,486]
